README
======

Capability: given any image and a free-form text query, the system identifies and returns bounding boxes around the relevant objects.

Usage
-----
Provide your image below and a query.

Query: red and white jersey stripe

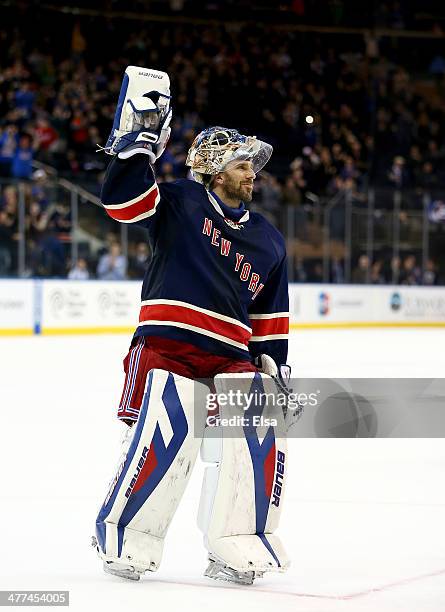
[118,337,145,420]
[248,312,289,342]
[138,299,252,351]
[103,183,160,223]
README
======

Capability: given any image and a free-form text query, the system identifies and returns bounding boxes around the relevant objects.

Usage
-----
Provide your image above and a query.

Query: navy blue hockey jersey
[100,156,289,366]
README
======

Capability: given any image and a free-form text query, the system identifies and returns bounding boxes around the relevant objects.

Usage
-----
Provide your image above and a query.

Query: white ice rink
[1,328,444,611]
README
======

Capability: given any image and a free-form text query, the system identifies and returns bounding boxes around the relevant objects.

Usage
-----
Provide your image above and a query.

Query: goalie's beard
[220,173,253,203]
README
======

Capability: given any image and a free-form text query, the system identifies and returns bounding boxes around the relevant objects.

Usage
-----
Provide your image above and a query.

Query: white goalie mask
[185,127,273,185]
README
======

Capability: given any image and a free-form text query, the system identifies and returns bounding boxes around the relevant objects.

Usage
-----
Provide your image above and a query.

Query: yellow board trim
[290,321,445,329]
[0,328,34,336]
[41,327,135,335]
[1,321,445,336]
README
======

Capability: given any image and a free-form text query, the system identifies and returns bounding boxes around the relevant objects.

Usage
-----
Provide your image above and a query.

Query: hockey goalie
[92,66,292,585]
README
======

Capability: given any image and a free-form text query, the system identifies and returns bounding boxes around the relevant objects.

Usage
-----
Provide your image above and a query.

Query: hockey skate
[204,555,264,586]
[91,536,146,581]
[102,560,145,581]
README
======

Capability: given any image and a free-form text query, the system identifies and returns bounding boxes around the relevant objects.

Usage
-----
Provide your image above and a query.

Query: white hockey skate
[102,560,145,581]
[204,555,264,586]
[91,536,147,581]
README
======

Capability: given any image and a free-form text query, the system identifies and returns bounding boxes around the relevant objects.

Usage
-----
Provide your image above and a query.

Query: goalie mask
[186,127,273,185]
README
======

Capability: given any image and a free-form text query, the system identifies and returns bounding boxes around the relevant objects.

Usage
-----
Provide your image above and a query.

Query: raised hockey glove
[100,65,172,164]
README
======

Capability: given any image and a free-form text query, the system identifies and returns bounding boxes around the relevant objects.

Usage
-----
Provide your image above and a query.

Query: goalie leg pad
[198,372,290,575]
[95,369,206,573]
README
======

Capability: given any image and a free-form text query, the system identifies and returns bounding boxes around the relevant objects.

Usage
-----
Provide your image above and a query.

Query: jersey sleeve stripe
[103,185,160,222]
[139,303,252,346]
[104,183,158,208]
[249,333,289,342]
[248,312,290,319]
[115,208,157,224]
[249,316,289,337]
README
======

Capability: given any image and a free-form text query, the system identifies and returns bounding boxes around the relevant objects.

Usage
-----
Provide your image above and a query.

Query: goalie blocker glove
[100,66,172,164]
[254,354,302,428]
[254,353,291,384]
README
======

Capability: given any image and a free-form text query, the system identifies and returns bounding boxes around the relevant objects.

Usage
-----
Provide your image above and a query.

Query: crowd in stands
[294,253,439,285]
[0,4,444,282]
[19,0,444,30]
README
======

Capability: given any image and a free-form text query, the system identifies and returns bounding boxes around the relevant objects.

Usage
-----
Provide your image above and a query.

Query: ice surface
[0,329,444,611]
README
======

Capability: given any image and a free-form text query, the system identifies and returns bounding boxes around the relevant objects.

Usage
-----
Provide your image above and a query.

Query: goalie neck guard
[186,127,273,185]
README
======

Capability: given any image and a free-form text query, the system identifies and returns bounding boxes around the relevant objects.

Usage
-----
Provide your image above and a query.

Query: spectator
[48,202,71,241]
[370,260,385,284]
[387,255,401,284]
[30,169,50,210]
[11,133,34,180]
[14,82,35,119]
[282,173,304,206]
[418,161,440,192]
[388,156,409,190]
[69,110,89,151]
[351,254,370,284]
[400,255,421,285]
[251,172,281,224]
[128,242,150,279]
[34,117,59,156]
[0,209,14,274]
[0,185,18,274]
[97,242,127,280]
[423,258,437,286]
[330,257,344,284]
[26,200,49,275]
[31,202,71,276]
[68,257,90,280]
[0,126,18,177]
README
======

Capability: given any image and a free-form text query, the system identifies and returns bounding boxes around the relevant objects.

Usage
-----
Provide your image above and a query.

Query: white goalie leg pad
[95,369,206,573]
[198,372,290,574]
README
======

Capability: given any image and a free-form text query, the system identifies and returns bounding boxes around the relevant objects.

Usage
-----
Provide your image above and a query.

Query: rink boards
[1,279,445,335]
